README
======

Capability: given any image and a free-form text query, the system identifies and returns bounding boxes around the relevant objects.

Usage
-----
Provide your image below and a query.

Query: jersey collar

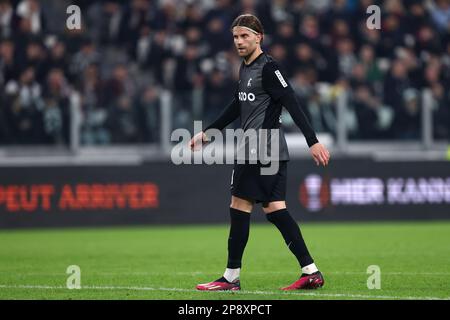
[243,52,265,68]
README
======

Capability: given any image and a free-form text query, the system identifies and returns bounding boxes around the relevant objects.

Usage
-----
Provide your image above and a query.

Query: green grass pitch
[0,221,449,300]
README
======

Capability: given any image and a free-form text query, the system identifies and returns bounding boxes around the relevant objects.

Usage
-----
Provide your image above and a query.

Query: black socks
[226,207,313,269]
[266,209,314,267]
[227,208,251,269]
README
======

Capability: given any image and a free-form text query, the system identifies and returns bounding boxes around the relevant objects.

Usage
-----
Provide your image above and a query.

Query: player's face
[232,27,261,58]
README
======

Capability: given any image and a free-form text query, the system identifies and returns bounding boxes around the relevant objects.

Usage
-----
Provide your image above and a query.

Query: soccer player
[190,14,330,291]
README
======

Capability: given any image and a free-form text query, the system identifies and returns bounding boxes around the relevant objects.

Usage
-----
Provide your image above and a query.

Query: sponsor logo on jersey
[238,91,256,101]
[274,70,288,88]
[247,78,252,87]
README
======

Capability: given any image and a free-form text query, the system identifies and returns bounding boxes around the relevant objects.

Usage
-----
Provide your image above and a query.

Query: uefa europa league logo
[304,174,323,212]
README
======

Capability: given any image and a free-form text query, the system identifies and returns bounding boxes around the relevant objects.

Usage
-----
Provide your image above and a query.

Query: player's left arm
[262,61,330,166]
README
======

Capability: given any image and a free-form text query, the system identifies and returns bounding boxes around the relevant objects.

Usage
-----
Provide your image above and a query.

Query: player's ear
[256,33,262,44]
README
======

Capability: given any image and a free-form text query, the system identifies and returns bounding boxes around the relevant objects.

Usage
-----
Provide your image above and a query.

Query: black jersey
[205,52,318,161]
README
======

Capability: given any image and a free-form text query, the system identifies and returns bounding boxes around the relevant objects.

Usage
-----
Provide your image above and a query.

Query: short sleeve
[262,61,294,101]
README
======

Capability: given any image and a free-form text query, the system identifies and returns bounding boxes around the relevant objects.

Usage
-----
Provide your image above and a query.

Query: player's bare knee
[230,196,253,213]
[263,201,286,214]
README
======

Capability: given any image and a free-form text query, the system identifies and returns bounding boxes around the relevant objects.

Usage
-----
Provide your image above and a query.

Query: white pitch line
[1,271,449,276]
[0,284,448,300]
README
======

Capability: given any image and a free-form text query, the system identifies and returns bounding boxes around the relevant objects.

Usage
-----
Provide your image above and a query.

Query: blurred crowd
[0,0,449,146]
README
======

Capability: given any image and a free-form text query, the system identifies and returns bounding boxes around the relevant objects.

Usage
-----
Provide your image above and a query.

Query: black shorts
[230,161,288,207]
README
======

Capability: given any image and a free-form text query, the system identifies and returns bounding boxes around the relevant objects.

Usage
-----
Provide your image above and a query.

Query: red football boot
[196,277,241,291]
[281,271,324,290]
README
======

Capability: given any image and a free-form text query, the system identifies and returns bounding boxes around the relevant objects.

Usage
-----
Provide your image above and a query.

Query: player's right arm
[204,89,240,132]
[189,91,240,150]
